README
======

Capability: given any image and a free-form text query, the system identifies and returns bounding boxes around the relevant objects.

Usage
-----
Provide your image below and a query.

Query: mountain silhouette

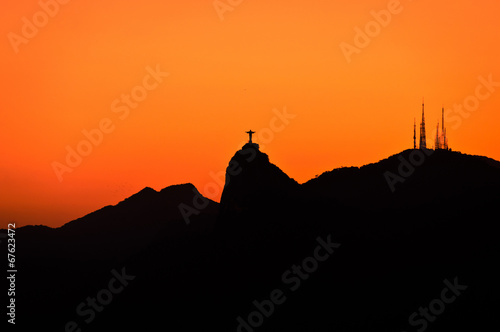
[303,149,500,209]
[5,144,500,331]
[18,183,218,261]
[218,143,300,226]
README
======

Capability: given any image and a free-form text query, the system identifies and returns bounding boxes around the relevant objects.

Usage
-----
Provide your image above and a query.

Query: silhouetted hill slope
[17,183,219,260]
[217,147,499,332]
[7,147,500,332]
[61,183,216,233]
[210,146,499,331]
[219,143,300,217]
[10,183,218,331]
[302,149,500,209]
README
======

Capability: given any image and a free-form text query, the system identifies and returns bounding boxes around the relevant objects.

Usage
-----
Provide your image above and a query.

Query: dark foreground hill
[3,145,500,331]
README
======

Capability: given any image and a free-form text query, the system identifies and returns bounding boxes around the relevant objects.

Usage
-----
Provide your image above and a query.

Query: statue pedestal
[242,143,259,150]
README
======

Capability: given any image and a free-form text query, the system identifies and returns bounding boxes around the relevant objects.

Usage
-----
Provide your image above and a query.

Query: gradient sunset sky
[1,0,499,227]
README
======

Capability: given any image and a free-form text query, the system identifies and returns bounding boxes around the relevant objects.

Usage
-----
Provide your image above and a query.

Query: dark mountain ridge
[10,147,498,235]
[303,148,500,208]
[4,145,500,331]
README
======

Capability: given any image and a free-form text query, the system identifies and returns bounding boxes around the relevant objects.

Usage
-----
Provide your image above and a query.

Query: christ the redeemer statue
[246,130,255,143]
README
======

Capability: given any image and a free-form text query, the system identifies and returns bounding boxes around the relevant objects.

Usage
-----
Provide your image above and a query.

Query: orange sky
[1,0,499,228]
